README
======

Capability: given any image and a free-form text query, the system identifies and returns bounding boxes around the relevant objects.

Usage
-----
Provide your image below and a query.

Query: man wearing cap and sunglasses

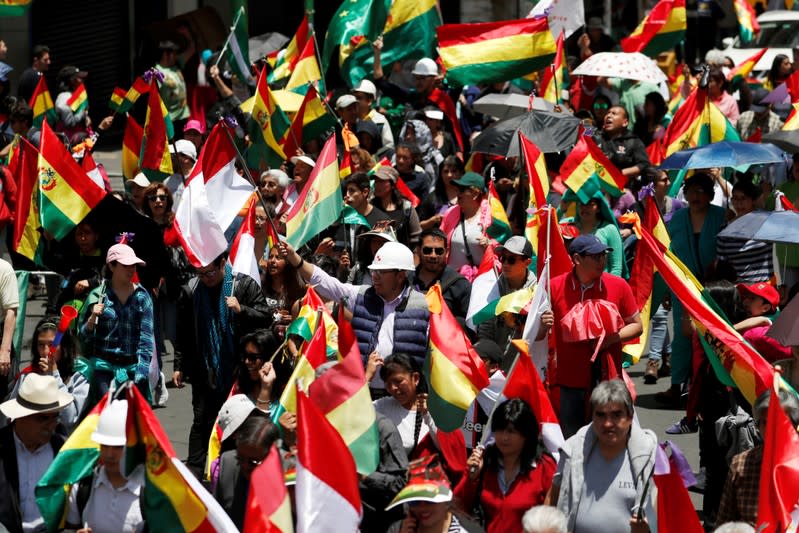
[0,374,73,533]
[550,235,641,438]
[476,236,542,371]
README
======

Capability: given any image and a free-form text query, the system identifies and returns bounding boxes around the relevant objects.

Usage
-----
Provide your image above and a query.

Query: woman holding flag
[54,65,91,145]
[456,399,555,532]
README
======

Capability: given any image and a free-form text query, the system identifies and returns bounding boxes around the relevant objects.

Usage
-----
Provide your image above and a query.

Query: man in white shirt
[0,374,73,533]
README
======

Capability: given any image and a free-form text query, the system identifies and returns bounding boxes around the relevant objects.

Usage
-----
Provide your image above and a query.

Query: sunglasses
[241,352,264,362]
[236,455,263,467]
[593,103,609,110]
[499,255,522,265]
[197,268,219,278]
[147,194,168,202]
[422,246,445,256]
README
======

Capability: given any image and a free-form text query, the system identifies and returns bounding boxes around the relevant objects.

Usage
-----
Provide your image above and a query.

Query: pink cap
[183,119,205,135]
[106,244,146,266]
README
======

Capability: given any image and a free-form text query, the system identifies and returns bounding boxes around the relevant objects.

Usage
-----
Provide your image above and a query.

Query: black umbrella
[470,109,582,157]
[762,129,799,154]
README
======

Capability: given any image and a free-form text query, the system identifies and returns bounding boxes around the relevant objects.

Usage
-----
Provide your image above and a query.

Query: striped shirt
[716,236,773,283]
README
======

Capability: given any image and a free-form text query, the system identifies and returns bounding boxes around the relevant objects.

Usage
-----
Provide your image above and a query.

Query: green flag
[322,0,390,74]
[225,3,254,86]
[340,205,370,228]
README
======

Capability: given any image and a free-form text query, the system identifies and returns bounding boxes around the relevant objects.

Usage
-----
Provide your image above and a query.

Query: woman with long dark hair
[456,398,556,532]
[418,155,464,231]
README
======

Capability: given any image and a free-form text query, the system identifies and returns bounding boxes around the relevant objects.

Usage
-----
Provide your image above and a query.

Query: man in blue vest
[281,241,429,394]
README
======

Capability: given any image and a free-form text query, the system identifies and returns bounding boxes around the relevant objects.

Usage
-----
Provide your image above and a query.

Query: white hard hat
[369,241,415,271]
[412,58,438,77]
[353,79,376,97]
[91,399,128,446]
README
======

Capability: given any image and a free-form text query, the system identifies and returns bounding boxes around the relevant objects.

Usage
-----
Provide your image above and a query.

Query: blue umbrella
[659,141,787,170]
[717,210,799,245]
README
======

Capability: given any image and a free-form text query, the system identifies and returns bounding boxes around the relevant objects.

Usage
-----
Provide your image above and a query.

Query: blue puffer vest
[351,285,430,367]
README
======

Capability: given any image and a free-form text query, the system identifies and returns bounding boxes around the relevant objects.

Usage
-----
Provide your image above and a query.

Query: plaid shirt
[736,110,783,141]
[80,284,154,381]
[716,445,762,527]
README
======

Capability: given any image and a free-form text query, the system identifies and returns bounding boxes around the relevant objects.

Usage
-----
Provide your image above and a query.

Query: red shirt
[454,453,556,533]
[550,271,638,389]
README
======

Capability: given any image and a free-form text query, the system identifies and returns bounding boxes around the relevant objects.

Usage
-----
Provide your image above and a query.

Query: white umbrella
[473,93,554,120]
[572,52,668,84]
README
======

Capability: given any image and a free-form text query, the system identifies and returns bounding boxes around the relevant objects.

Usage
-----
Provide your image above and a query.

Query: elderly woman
[547,380,657,533]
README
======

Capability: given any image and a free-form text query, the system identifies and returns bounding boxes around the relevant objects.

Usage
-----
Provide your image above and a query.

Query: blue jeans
[647,305,671,363]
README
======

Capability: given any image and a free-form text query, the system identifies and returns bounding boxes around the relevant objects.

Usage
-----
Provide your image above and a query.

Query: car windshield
[733,20,799,48]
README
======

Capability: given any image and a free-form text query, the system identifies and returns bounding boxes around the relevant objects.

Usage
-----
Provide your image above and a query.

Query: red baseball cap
[736,282,779,308]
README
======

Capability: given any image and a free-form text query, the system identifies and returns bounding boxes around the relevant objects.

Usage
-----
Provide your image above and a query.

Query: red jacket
[454,453,556,533]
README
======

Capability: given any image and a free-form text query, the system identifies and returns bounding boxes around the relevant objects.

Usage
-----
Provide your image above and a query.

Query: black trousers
[186,380,225,478]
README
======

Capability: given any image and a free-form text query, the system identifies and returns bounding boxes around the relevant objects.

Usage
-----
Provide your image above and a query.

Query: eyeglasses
[499,255,521,265]
[241,352,264,362]
[422,246,446,256]
[236,455,263,467]
[147,194,168,202]
[197,268,219,278]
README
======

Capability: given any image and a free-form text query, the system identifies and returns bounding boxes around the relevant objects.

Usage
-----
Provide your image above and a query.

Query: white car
[721,10,799,78]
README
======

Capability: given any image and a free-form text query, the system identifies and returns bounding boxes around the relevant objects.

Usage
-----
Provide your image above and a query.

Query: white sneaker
[155,372,169,407]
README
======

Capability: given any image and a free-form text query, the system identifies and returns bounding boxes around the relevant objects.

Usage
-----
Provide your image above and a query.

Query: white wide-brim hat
[0,373,73,420]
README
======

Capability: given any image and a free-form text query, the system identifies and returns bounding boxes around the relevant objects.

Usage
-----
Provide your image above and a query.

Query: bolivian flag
[108,87,127,113]
[727,48,766,91]
[122,115,143,180]
[472,285,536,326]
[285,37,324,95]
[248,67,290,169]
[661,88,740,162]
[119,77,150,114]
[286,285,339,356]
[486,180,512,243]
[35,394,108,533]
[309,311,379,476]
[30,75,56,127]
[560,135,626,204]
[38,121,106,241]
[268,13,311,84]
[139,79,173,182]
[425,284,489,432]
[540,31,568,105]
[733,0,760,43]
[11,137,43,262]
[621,0,686,57]
[285,135,343,249]
[66,83,88,113]
[437,17,556,87]
[281,84,335,159]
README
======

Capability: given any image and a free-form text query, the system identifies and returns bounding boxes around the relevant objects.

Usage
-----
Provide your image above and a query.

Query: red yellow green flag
[124,385,238,532]
[108,86,127,112]
[285,37,325,95]
[242,446,294,533]
[727,48,767,91]
[560,134,626,203]
[248,67,291,169]
[424,284,489,432]
[12,137,43,262]
[122,115,143,180]
[118,77,150,114]
[38,121,107,240]
[0,0,32,16]
[733,0,760,43]
[285,135,343,249]
[486,180,512,243]
[268,14,311,84]
[30,75,56,127]
[139,79,173,182]
[540,31,568,105]
[661,88,741,158]
[437,18,556,86]
[66,83,88,113]
[621,0,687,57]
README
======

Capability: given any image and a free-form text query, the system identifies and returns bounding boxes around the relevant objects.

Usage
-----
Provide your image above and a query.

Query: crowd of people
[0,5,796,533]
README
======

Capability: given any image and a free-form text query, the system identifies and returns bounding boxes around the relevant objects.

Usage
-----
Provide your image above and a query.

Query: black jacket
[174,272,271,381]
[0,425,66,533]
[593,131,651,174]
[412,266,472,320]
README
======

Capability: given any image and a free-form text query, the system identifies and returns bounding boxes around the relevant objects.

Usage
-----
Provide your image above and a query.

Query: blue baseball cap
[569,234,612,255]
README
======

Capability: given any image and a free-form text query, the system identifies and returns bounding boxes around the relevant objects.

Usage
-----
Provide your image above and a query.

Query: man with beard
[412,229,471,321]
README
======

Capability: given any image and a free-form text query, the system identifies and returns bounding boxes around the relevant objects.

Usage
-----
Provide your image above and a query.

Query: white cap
[336,94,358,109]
[218,394,255,441]
[290,155,316,168]
[91,399,128,446]
[412,58,438,77]
[369,241,416,271]
[424,109,444,121]
[353,79,376,97]
[169,139,197,161]
[130,173,150,188]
